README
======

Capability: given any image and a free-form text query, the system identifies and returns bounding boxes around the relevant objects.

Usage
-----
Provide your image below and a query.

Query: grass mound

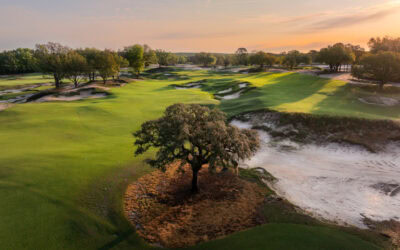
[236,109,400,152]
[124,164,267,248]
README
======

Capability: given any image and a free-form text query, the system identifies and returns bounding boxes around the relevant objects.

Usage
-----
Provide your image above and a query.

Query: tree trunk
[191,168,200,193]
[379,82,384,91]
[54,74,60,88]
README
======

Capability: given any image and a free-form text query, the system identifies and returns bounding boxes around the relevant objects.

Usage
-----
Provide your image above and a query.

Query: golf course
[1,68,398,249]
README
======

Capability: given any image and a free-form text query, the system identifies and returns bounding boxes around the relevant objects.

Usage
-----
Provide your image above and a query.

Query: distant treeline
[1,36,400,89]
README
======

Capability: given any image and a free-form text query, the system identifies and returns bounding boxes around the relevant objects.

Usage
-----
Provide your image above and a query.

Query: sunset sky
[1,0,400,53]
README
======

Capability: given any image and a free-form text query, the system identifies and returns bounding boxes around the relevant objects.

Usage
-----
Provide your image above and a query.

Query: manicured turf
[0,73,53,87]
[190,224,379,250]
[0,69,390,249]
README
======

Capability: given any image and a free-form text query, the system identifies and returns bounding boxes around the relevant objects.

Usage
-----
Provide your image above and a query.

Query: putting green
[0,70,389,249]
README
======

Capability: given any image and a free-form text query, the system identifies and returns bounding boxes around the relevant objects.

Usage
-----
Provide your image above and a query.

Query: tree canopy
[249,51,276,69]
[317,43,355,72]
[95,50,118,84]
[64,51,87,88]
[368,37,400,54]
[133,104,260,193]
[35,42,71,88]
[123,45,145,77]
[235,48,249,66]
[352,51,400,89]
[194,52,217,67]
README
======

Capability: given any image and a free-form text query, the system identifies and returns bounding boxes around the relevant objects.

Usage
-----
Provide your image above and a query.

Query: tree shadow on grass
[78,159,155,250]
[312,84,400,120]
[219,73,333,117]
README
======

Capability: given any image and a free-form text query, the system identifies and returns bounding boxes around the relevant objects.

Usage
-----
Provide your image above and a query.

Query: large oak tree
[134,104,260,193]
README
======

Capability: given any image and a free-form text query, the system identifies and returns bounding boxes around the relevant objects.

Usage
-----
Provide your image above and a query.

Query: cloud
[240,12,327,25]
[239,0,400,33]
[307,1,400,31]
[152,31,240,40]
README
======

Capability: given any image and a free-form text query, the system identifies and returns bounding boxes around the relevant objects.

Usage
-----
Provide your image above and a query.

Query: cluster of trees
[0,48,37,74]
[316,43,361,72]
[352,37,400,89]
[155,50,186,66]
[0,42,185,88]
[35,42,129,88]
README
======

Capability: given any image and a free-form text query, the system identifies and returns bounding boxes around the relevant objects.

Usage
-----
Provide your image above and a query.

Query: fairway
[0,73,54,87]
[0,70,392,249]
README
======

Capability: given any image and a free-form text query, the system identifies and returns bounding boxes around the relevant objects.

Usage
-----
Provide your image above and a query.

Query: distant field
[0,69,393,249]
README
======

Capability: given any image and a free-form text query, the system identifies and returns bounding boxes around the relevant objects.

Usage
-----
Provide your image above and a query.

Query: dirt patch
[0,103,12,111]
[124,164,267,248]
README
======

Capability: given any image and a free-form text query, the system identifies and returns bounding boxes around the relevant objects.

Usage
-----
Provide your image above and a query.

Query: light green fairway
[0,73,54,87]
[0,70,390,249]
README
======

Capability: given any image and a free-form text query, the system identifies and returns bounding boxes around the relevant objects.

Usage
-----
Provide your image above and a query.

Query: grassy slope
[0,70,392,249]
[0,73,54,87]
[190,224,379,250]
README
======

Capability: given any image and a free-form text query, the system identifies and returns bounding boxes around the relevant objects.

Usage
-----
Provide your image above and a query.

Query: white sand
[219,90,245,100]
[217,88,232,94]
[232,120,400,228]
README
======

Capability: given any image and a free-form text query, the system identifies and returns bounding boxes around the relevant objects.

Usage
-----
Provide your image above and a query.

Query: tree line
[1,36,400,89]
[352,37,400,89]
[0,42,183,88]
[188,45,355,71]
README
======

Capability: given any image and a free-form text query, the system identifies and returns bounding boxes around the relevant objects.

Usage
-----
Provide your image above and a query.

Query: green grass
[0,73,53,87]
[189,224,379,250]
[0,69,393,249]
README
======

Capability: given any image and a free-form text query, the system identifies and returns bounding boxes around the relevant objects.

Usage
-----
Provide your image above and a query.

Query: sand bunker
[218,90,246,100]
[217,88,232,94]
[359,96,399,107]
[232,120,400,228]
[174,80,206,90]
[36,89,108,102]
[239,83,248,89]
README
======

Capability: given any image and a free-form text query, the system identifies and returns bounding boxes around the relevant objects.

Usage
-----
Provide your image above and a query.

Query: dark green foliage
[0,48,37,75]
[133,104,260,193]
[317,43,355,72]
[352,51,400,88]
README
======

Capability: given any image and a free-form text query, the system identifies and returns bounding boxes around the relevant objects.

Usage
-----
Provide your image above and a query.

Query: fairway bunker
[232,119,400,228]
[217,89,246,100]
[35,88,110,102]
[359,96,399,107]
[173,80,207,89]
[217,88,232,94]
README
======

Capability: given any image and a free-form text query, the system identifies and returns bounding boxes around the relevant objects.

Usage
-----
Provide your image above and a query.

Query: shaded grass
[189,223,380,250]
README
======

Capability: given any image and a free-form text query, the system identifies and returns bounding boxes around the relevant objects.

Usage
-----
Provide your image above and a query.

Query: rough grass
[0,69,394,249]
